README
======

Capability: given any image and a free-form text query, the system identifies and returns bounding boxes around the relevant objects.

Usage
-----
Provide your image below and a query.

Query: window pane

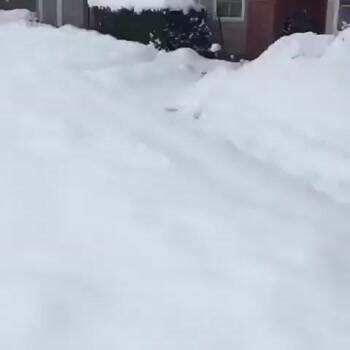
[217,0,242,18]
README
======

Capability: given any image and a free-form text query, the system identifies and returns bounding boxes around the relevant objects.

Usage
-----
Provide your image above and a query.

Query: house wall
[308,0,328,32]
[326,0,340,33]
[38,0,57,25]
[62,0,88,27]
[37,0,88,27]
[0,0,35,11]
[201,0,247,57]
[247,0,277,59]
[203,0,333,58]
[274,0,328,37]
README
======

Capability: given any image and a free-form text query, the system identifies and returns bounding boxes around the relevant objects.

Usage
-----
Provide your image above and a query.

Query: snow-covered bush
[341,20,350,30]
[283,10,314,35]
[92,7,214,56]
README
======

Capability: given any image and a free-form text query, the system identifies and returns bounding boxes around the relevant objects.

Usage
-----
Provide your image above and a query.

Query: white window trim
[326,0,340,33]
[214,0,246,22]
[57,0,63,27]
[37,0,43,22]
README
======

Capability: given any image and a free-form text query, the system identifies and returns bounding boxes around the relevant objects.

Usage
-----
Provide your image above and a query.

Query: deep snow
[0,10,350,350]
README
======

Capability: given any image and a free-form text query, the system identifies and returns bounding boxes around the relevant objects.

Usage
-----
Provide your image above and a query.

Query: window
[216,0,244,19]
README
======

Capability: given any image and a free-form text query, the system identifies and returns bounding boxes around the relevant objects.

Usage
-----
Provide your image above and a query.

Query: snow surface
[0,8,34,22]
[88,0,199,12]
[1,9,350,350]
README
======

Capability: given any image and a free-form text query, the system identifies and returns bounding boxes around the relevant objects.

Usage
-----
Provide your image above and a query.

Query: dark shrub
[283,10,315,35]
[92,7,214,57]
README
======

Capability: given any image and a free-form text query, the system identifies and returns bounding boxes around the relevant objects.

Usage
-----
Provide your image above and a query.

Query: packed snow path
[0,11,350,350]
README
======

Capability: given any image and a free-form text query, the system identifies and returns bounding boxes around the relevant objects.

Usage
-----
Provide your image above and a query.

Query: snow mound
[0,9,34,24]
[0,15,349,350]
[88,0,199,12]
[257,32,334,62]
[253,29,350,64]
[324,28,350,61]
[185,29,350,203]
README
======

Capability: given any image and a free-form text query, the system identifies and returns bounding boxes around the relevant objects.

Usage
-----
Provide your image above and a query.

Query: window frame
[214,0,246,22]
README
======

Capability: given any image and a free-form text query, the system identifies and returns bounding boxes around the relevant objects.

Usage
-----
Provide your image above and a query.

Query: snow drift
[0,10,349,350]
[186,30,350,203]
[0,8,34,23]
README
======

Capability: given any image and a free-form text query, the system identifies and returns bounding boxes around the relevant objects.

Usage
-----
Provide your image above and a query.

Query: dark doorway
[275,0,328,37]
[247,0,328,59]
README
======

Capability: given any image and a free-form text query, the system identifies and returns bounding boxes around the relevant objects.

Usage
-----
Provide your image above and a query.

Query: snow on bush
[92,7,214,55]
[0,11,349,350]
[88,0,199,12]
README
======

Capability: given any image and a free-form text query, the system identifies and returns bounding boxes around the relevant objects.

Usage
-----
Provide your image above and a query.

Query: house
[203,0,350,58]
[1,0,349,59]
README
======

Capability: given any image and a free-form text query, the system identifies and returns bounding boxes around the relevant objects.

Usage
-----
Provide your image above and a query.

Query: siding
[326,0,340,33]
[41,0,57,25]
[37,0,88,27]
[201,0,248,56]
[62,0,88,27]
[247,0,276,58]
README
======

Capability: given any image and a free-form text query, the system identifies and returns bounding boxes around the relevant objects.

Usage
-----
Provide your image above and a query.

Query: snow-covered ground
[0,10,350,350]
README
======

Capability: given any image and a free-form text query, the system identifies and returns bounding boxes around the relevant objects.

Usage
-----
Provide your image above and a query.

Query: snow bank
[88,0,199,12]
[0,13,349,350]
[0,9,34,24]
[185,30,350,203]
[257,32,334,61]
